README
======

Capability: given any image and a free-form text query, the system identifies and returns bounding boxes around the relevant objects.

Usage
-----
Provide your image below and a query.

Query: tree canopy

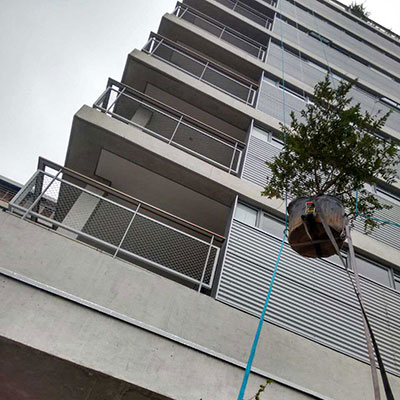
[262,75,400,232]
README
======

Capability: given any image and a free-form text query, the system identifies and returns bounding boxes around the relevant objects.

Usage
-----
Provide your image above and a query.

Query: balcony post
[168,115,184,144]
[22,170,62,220]
[113,204,141,258]
[228,142,239,174]
[198,235,215,292]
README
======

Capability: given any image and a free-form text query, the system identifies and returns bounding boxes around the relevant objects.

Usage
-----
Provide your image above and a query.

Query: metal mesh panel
[172,122,239,171]
[202,67,251,103]
[178,7,266,59]
[11,170,220,288]
[120,214,217,285]
[147,38,256,105]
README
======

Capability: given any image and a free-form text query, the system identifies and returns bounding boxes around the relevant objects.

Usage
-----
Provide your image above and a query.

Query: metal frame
[93,81,244,175]
[173,3,269,61]
[143,34,258,106]
[10,164,223,289]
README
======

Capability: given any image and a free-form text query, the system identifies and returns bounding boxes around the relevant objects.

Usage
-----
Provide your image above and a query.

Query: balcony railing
[143,34,258,106]
[214,0,274,29]
[9,159,224,291]
[93,79,244,175]
[173,3,268,61]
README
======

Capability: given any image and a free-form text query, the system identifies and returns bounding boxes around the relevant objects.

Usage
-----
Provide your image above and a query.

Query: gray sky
[0,0,398,184]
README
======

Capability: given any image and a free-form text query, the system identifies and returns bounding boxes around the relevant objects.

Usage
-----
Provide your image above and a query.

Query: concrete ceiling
[0,336,171,400]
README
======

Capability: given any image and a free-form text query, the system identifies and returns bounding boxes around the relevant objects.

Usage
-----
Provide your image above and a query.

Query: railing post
[232,0,239,11]
[198,235,215,293]
[199,61,210,81]
[228,142,238,174]
[149,37,164,56]
[168,115,184,144]
[218,26,226,39]
[113,204,141,258]
[106,87,126,114]
[22,170,62,220]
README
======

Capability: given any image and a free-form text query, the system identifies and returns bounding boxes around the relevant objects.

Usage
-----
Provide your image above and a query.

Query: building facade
[1,0,400,399]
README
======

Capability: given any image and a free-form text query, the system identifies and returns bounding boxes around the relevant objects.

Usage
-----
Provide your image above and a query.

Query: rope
[355,188,400,228]
[237,3,289,398]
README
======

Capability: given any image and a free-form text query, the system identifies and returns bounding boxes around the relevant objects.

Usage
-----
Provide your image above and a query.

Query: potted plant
[262,75,400,258]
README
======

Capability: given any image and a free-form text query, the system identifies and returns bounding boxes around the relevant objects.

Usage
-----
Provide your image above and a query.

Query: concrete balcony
[9,159,225,291]
[94,79,245,175]
[143,33,259,106]
[172,3,268,63]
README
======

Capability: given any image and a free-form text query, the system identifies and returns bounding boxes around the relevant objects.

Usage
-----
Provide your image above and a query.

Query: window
[394,271,400,292]
[252,126,284,149]
[380,97,400,112]
[309,31,332,45]
[351,256,392,287]
[259,213,285,238]
[235,203,257,227]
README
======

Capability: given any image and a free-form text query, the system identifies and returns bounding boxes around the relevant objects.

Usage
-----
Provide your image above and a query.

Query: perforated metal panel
[217,220,400,375]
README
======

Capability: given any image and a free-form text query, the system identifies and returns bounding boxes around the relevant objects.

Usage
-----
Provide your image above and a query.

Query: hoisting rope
[355,188,400,228]
[237,3,289,398]
[315,199,395,400]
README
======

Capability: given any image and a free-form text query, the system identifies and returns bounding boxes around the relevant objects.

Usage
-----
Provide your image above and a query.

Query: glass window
[394,271,400,292]
[260,213,285,238]
[354,257,392,287]
[252,126,270,142]
[235,203,257,226]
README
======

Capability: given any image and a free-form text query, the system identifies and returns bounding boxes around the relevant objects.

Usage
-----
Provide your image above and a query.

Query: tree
[262,75,400,233]
[349,2,370,20]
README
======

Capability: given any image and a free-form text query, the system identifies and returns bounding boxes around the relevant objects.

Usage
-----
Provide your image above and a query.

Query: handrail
[37,157,226,242]
[174,2,268,50]
[221,0,274,27]
[105,78,246,147]
[149,32,259,88]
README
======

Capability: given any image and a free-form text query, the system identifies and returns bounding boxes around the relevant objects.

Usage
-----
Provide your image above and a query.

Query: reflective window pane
[235,203,257,226]
[260,213,285,238]
[355,257,391,286]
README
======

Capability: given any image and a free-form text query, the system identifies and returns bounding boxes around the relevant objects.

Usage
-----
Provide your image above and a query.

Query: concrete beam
[1,212,400,399]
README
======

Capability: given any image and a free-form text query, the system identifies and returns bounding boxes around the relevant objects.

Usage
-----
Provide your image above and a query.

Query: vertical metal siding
[217,220,400,374]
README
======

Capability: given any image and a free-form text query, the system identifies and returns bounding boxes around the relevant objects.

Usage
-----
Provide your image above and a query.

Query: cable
[237,3,289,398]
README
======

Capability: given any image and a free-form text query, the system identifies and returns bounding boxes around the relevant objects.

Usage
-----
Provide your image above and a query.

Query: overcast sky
[0,0,399,184]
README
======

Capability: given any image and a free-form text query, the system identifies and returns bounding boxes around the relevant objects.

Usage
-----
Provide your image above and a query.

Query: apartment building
[1,0,400,399]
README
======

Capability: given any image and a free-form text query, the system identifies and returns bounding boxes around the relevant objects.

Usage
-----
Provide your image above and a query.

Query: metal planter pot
[287,195,346,258]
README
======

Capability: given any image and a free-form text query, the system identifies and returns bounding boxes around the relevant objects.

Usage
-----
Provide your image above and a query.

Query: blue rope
[237,5,289,398]
[355,188,400,227]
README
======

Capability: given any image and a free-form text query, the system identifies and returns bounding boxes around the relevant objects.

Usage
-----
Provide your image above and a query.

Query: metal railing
[174,3,268,61]
[0,183,19,205]
[93,79,244,175]
[143,34,258,106]
[9,159,224,291]
[214,0,274,30]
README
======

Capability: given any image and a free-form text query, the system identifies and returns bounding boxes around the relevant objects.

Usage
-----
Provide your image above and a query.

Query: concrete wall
[1,211,400,399]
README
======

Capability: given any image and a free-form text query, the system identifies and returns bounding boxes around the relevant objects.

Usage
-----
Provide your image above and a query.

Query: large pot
[287,195,346,258]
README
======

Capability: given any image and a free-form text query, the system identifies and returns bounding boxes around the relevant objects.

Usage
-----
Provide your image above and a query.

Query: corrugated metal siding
[241,135,280,187]
[285,0,400,60]
[257,78,305,123]
[277,0,400,77]
[242,128,400,251]
[272,19,400,100]
[217,220,400,374]
[353,196,400,251]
